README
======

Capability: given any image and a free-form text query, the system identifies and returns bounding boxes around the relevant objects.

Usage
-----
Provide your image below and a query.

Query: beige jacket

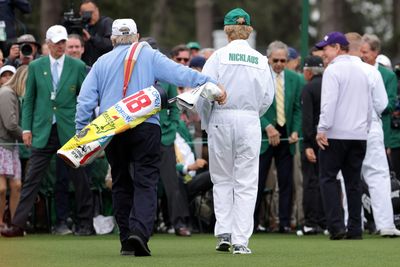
[0,85,22,150]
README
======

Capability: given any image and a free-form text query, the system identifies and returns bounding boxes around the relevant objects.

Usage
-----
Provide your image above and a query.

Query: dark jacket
[301,74,322,151]
[0,0,31,41]
[82,15,113,66]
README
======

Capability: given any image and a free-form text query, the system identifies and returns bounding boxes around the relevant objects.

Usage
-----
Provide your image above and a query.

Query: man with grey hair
[76,18,225,256]
[255,40,303,234]
[361,34,400,184]
[349,32,400,237]
[300,55,326,235]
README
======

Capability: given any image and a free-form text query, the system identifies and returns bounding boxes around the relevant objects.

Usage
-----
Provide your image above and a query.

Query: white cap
[0,65,17,76]
[376,54,392,69]
[46,25,68,43]
[112,19,137,36]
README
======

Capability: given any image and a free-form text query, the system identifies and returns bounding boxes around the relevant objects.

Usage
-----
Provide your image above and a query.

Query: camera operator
[79,0,112,66]
[5,34,40,68]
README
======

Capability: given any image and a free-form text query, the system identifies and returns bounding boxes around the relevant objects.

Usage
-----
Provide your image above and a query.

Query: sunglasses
[176,57,189,63]
[272,59,287,63]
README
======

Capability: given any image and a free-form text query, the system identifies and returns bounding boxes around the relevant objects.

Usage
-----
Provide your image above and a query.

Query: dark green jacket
[378,65,399,148]
[22,55,86,148]
[260,68,303,155]
[159,82,180,146]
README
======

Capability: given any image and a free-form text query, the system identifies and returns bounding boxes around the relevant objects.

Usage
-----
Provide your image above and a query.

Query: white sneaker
[232,244,252,255]
[380,228,400,237]
[216,234,231,252]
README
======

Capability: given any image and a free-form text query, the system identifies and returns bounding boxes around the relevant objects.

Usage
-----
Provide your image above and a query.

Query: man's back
[202,39,273,116]
[318,55,372,140]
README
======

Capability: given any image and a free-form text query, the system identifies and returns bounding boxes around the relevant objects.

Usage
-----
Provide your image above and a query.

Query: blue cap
[189,56,206,69]
[288,47,299,60]
[315,31,349,49]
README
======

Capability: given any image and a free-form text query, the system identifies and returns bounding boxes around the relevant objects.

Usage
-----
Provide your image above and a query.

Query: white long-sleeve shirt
[197,39,274,130]
[349,56,388,121]
[318,54,373,140]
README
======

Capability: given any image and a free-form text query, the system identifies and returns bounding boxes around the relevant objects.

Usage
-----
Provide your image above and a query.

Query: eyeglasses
[176,57,189,63]
[272,59,287,63]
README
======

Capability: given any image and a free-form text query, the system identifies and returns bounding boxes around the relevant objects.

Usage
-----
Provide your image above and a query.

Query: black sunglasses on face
[272,59,287,63]
[176,57,189,63]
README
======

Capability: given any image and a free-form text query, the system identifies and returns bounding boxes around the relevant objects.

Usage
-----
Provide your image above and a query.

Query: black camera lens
[20,43,33,56]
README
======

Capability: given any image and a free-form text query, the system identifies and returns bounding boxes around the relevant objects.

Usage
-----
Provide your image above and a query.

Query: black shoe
[0,225,25,238]
[120,240,135,256]
[127,234,151,256]
[279,226,291,233]
[329,229,346,240]
[74,224,95,236]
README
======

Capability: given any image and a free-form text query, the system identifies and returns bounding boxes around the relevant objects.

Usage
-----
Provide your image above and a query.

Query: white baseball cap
[46,25,68,43]
[112,19,137,36]
[0,65,17,76]
[376,54,392,69]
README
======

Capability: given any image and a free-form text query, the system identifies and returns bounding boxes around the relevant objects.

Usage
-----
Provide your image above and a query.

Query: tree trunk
[40,0,63,40]
[195,0,213,48]
[150,0,169,41]
[393,0,400,59]
[319,0,344,38]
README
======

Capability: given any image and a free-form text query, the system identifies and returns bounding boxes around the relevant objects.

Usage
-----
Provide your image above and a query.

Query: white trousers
[362,119,395,230]
[208,109,260,247]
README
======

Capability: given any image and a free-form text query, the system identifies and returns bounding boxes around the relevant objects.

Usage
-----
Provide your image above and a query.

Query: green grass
[0,233,399,267]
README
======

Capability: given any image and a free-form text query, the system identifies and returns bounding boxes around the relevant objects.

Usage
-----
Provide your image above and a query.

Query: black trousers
[390,147,400,181]
[319,139,366,236]
[13,125,93,228]
[255,125,293,228]
[301,149,326,228]
[159,144,189,229]
[105,123,161,243]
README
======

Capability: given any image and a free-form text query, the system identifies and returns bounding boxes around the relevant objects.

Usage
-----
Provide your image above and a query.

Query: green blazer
[378,65,399,148]
[159,82,180,146]
[260,68,303,155]
[22,55,86,148]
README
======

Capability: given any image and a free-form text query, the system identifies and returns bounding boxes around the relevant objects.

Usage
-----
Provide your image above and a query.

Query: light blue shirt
[75,44,215,132]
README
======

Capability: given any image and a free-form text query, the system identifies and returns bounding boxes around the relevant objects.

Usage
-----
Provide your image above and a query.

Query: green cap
[187,41,201,50]
[224,8,251,26]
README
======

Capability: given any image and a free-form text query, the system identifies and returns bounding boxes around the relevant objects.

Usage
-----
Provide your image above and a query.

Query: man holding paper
[75,18,225,257]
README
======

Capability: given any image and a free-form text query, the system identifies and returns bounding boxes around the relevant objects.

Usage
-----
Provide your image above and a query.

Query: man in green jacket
[1,25,93,237]
[255,41,303,233]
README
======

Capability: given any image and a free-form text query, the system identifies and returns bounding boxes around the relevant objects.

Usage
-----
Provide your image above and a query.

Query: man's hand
[266,125,280,146]
[288,132,299,144]
[82,29,91,42]
[188,158,208,171]
[316,132,329,150]
[9,44,20,60]
[215,84,227,105]
[305,148,317,163]
[23,132,32,147]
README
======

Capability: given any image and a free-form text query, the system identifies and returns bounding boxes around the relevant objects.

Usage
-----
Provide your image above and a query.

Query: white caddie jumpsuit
[197,39,274,246]
[360,59,397,232]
